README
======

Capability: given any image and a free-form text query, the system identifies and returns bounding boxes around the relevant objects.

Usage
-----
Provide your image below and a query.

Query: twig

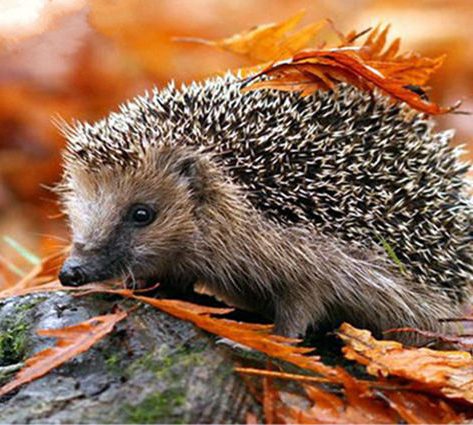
[0,363,24,378]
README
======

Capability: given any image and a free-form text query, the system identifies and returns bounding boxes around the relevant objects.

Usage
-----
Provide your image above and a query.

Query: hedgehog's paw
[273,300,312,339]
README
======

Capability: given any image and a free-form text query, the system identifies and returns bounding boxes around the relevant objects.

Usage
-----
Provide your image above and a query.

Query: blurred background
[0,0,472,289]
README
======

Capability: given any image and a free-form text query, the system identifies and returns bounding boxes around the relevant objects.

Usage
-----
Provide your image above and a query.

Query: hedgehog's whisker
[33,233,70,243]
[116,261,129,289]
[125,264,137,291]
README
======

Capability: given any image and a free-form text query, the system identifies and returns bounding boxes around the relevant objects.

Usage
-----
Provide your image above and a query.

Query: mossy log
[0,292,259,423]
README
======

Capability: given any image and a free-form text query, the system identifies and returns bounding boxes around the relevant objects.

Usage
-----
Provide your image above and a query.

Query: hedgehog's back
[72,74,473,301]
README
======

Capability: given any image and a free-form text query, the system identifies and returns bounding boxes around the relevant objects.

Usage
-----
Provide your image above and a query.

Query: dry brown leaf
[308,371,399,423]
[367,55,445,86]
[338,323,473,404]
[178,11,326,63]
[258,369,462,424]
[274,378,399,424]
[214,18,452,115]
[237,367,464,423]
[0,310,128,397]
[341,24,402,62]
[244,48,451,115]
[349,25,446,86]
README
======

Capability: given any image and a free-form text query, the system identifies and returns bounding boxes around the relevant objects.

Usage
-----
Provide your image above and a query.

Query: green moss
[105,353,122,375]
[122,388,186,424]
[120,342,210,422]
[125,352,161,378]
[0,296,46,367]
[126,343,206,380]
[158,344,206,377]
[0,319,28,366]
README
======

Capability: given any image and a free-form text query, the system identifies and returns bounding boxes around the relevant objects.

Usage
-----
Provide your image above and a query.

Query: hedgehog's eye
[127,204,156,227]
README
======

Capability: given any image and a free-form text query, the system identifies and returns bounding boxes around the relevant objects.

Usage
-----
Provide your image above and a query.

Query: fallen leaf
[210,18,453,115]
[338,323,473,404]
[244,48,451,115]
[350,25,446,85]
[265,368,463,424]
[383,391,463,424]
[367,55,445,86]
[277,378,399,424]
[0,310,128,397]
[177,11,326,63]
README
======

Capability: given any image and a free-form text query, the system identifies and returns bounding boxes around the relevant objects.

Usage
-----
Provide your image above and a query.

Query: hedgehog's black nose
[59,260,87,287]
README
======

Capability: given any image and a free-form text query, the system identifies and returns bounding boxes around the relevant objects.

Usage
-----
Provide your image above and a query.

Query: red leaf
[0,310,128,397]
[245,48,452,115]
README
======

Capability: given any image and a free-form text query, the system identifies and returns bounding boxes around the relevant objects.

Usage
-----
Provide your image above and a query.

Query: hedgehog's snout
[59,241,129,287]
[59,258,88,287]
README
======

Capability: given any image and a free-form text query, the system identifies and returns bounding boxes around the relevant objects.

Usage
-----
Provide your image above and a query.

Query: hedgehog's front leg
[272,294,320,338]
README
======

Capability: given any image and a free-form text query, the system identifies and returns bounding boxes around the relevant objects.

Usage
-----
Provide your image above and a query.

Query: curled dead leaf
[338,323,473,404]
[243,48,452,115]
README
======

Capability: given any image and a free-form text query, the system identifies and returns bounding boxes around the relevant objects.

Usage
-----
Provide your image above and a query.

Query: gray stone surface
[0,292,258,423]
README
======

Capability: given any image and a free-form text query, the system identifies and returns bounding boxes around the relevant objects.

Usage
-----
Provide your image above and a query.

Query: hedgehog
[57,73,472,341]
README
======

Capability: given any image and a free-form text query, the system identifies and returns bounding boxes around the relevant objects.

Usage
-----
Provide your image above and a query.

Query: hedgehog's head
[57,117,216,289]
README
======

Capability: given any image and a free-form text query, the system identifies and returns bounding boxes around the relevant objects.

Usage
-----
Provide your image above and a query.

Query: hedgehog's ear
[176,156,206,202]
[178,157,199,180]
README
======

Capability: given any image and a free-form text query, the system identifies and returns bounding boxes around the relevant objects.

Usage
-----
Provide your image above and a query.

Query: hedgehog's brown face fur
[59,146,205,290]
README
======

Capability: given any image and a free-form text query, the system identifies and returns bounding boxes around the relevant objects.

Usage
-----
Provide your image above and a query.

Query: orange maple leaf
[243,48,451,115]
[0,310,128,397]
[341,24,446,86]
[177,10,326,63]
